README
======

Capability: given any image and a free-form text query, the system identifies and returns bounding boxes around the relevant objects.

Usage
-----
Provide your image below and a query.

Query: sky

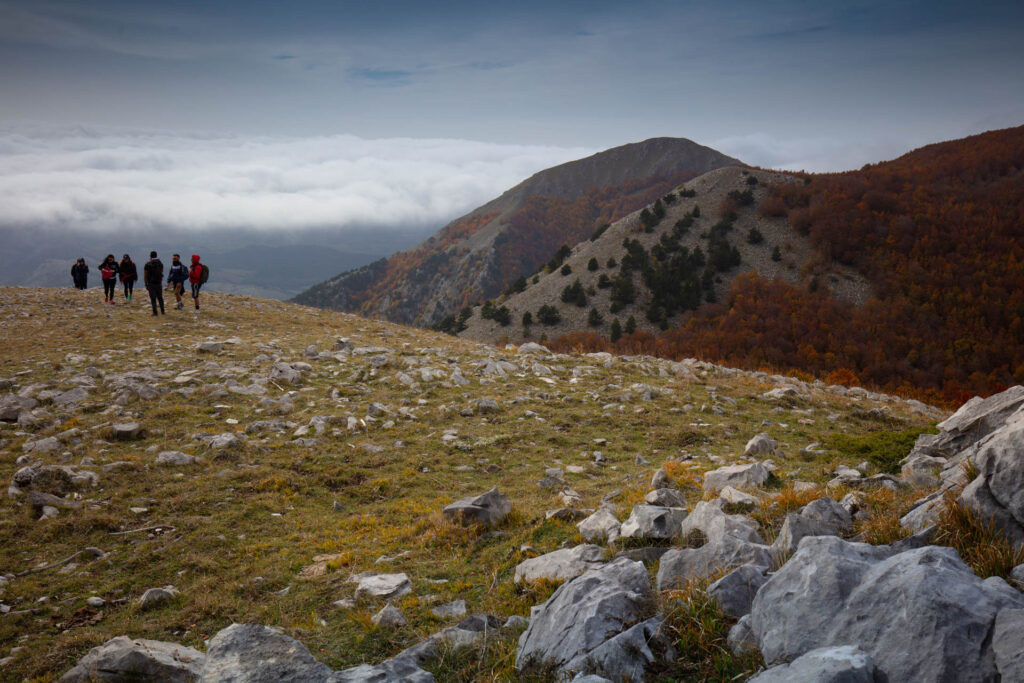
[1,0,1023,240]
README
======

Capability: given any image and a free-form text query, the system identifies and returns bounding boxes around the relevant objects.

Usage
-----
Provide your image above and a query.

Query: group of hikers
[71,252,208,316]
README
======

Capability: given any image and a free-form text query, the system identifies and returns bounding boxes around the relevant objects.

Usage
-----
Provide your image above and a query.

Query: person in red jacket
[118,254,138,302]
[98,254,119,303]
[188,254,205,310]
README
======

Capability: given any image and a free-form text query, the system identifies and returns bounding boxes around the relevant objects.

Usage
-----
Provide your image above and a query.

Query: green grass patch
[823,427,935,474]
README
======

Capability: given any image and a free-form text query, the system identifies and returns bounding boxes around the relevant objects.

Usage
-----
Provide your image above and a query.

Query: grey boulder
[993,609,1024,682]
[156,451,199,465]
[644,488,686,507]
[703,462,770,492]
[706,564,771,618]
[749,536,1024,682]
[748,645,875,683]
[680,500,764,544]
[514,544,606,584]
[772,498,853,555]
[618,505,686,539]
[516,558,655,680]
[577,507,621,543]
[60,636,204,682]
[442,488,511,527]
[657,534,775,590]
[201,623,338,682]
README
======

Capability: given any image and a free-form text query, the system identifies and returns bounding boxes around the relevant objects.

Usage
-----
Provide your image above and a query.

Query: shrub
[771,245,782,262]
[746,175,759,186]
[546,245,572,271]
[587,307,604,327]
[758,195,788,218]
[609,274,635,312]
[597,274,611,289]
[747,227,764,245]
[560,264,572,276]
[727,189,755,206]
[505,276,527,295]
[560,279,587,307]
[691,204,701,217]
[679,188,696,198]
[590,223,610,241]
[610,318,622,342]
[625,315,636,335]
[521,311,532,327]
[536,304,561,325]
[606,257,617,268]
[587,257,599,271]
[493,306,511,326]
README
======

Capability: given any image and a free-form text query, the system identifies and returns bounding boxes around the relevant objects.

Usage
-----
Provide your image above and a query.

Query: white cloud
[0,124,593,234]
[711,132,910,173]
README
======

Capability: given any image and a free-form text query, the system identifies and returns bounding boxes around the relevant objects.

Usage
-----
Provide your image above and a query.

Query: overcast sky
[1,0,1022,237]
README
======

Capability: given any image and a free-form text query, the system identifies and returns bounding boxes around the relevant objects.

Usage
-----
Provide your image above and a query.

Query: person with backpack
[143,251,165,316]
[98,254,119,303]
[188,254,208,310]
[119,254,138,302]
[71,258,89,290]
[166,253,189,310]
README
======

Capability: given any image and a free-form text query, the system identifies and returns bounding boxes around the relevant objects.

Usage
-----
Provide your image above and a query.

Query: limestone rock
[202,623,339,681]
[516,558,654,679]
[618,505,686,539]
[196,341,224,354]
[59,636,204,682]
[719,486,758,509]
[138,585,179,609]
[514,545,606,584]
[577,508,621,543]
[706,564,771,618]
[371,604,407,628]
[657,535,775,590]
[430,600,467,619]
[517,342,553,356]
[442,488,511,527]
[993,608,1024,682]
[680,501,764,545]
[748,645,875,683]
[749,536,1024,682]
[727,614,758,657]
[744,433,778,458]
[156,451,199,465]
[644,488,686,507]
[351,573,411,601]
[0,395,37,421]
[703,463,770,492]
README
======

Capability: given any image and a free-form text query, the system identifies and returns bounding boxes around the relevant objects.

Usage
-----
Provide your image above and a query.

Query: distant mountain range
[291,138,741,325]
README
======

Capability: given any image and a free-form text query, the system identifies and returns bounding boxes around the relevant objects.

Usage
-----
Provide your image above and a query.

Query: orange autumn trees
[554,126,1024,404]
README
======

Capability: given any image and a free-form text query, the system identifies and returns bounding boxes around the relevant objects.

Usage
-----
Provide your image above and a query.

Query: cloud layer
[0,124,593,234]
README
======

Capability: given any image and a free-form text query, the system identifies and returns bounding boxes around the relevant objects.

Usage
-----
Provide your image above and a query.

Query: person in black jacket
[98,254,119,303]
[143,251,165,315]
[166,253,189,310]
[119,254,138,302]
[71,258,89,290]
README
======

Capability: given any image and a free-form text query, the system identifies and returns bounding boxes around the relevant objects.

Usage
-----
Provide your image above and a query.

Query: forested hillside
[551,126,1024,405]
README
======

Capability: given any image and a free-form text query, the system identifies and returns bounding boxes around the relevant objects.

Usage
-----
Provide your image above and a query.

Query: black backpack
[199,264,210,284]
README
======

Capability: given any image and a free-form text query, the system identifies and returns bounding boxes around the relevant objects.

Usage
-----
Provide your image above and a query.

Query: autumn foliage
[554,126,1024,405]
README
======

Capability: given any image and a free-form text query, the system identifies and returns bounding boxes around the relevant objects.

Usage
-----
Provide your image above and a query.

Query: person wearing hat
[118,253,138,302]
[143,251,165,316]
[188,254,206,311]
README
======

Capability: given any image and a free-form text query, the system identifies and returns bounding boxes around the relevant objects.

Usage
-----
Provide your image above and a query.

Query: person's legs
[126,280,134,301]
[104,279,116,301]
[148,286,159,315]
[191,283,201,310]
[174,282,184,308]
[156,286,165,314]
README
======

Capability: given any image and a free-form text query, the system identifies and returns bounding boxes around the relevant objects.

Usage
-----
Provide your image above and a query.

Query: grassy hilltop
[0,287,946,680]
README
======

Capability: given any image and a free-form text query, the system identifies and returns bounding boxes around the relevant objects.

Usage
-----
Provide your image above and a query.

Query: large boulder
[60,636,205,682]
[703,463,770,492]
[618,505,686,539]
[514,545,606,584]
[657,534,775,590]
[516,558,656,680]
[706,564,771,618]
[992,609,1024,681]
[442,488,512,527]
[772,498,853,555]
[680,501,764,544]
[964,407,1024,546]
[0,394,37,421]
[748,645,875,683]
[743,433,778,458]
[749,536,1024,682]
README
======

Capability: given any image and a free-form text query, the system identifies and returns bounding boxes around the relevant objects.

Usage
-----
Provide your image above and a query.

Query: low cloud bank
[0,124,593,234]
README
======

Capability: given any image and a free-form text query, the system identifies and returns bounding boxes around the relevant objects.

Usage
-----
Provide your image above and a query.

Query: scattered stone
[577,508,621,543]
[748,645,876,683]
[719,486,758,509]
[372,603,408,628]
[514,545,606,584]
[138,585,179,610]
[680,501,764,545]
[644,488,686,507]
[442,488,512,527]
[657,534,775,589]
[619,505,686,539]
[196,341,224,354]
[155,451,198,465]
[202,623,338,681]
[650,468,674,489]
[992,609,1024,681]
[86,596,106,608]
[59,636,205,683]
[744,433,778,458]
[703,462,770,492]
[351,573,412,601]
[431,600,467,619]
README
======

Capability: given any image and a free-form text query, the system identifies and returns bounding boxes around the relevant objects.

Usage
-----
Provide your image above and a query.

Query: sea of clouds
[0,124,593,234]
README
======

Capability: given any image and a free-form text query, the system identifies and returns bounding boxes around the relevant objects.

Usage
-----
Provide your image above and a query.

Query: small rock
[372,603,407,628]
[431,599,467,619]
[138,585,179,609]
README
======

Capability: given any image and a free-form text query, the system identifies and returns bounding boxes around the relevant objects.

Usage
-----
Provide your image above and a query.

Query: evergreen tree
[587,307,604,327]
[610,318,622,342]
[625,315,637,335]
[587,257,599,271]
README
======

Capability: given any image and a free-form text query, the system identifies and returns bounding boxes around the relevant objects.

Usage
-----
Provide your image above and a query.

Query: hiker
[98,254,119,303]
[143,251,165,316]
[167,253,189,310]
[188,254,208,311]
[70,258,89,290]
[119,254,138,302]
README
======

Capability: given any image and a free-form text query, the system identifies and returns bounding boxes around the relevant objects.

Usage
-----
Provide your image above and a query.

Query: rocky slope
[458,165,869,343]
[292,138,741,326]
[3,286,1023,681]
